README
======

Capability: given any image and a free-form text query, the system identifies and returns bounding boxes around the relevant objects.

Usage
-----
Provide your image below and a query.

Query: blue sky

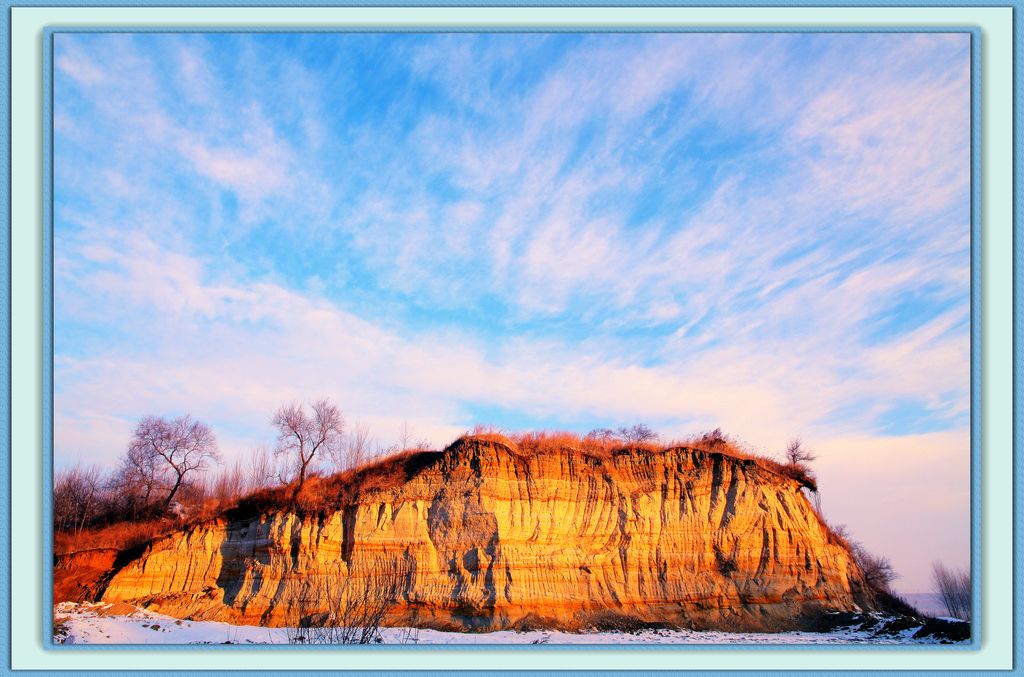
[54,32,970,591]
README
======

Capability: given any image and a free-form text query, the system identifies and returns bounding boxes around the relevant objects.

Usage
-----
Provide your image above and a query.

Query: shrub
[822,523,907,611]
[853,546,898,592]
[460,425,515,449]
[872,589,923,619]
[285,564,404,644]
[682,430,817,491]
[932,561,971,621]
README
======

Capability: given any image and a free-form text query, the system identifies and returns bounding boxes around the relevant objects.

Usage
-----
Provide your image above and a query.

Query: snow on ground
[53,603,964,646]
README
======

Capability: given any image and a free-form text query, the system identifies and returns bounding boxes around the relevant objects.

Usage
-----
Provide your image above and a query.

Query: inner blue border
[29,18,987,667]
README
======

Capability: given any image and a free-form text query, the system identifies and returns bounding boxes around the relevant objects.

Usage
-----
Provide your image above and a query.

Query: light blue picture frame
[5,3,1017,674]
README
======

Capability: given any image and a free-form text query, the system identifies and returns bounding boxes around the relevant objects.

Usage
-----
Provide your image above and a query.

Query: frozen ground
[54,603,967,646]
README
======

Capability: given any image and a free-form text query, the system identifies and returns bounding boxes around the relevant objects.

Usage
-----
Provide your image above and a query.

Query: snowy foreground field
[54,603,967,646]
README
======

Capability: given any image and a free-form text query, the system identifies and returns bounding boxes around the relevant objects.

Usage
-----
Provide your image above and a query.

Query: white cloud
[179,139,290,201]
[55,36,108,86]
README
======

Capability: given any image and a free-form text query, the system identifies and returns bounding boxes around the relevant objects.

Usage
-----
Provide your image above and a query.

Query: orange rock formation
[96,438,871,631]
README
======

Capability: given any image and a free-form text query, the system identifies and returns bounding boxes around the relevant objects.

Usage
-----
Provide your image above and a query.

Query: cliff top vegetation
[56,422,817,556]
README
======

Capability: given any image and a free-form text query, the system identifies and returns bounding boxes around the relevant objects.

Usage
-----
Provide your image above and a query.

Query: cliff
[93,439,872,631]
[54,548,120,603]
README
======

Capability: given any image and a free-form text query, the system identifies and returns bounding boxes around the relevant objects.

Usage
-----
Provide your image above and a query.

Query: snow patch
[53,603,966,646]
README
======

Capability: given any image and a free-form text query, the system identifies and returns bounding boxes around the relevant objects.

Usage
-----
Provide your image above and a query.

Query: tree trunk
[164,472,184,511]
[292,461,310,502]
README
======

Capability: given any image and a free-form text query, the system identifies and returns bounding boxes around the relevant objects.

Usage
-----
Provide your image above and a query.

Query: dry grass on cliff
[806,503,854,551]
[452,426,817,491]
[54,519,174,556]
[57,427,816,553]
[222,448,437,518]
[458,426,665,460]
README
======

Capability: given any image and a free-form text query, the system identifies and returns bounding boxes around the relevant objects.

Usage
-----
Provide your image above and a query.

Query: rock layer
[97,440,871,631]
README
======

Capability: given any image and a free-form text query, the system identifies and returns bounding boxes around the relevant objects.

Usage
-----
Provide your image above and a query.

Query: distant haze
[54,33,970,593]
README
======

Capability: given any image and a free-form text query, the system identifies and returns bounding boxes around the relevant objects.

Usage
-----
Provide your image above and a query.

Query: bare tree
[830,524,899,596]
[785,438,817,465]
[396,420,412,453]
[393,420,431,454]
[245,445,277,492]
[932,561,971,620]
[852,542,898,592]
[111,442,167,516]
[211,456,246,505]
[53,464,105,534]
[272,399,345,497]
[617,424,659,445]
[336,421,372,472]
[128,415,221,511]
[585,428,618,442]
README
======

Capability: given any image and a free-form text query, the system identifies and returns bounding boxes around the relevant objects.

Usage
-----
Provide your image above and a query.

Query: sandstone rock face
[99,440,871,631]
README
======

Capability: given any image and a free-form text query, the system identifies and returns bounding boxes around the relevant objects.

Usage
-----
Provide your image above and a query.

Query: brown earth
[62,438,873,631]
[53,548,119,603]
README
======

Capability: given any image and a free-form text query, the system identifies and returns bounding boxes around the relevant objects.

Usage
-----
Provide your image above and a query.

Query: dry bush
[932,561,971,621]
[54,519,172,555]
[617,424,659,444]
[326,422,376,473]
[285,565,404,644]
[224,447,436,518]
[493,428,660,460]
[854,546,897,592]
[822,523,903,607]
[459,425,515,449]
[390,421,434,455]
[813,516,854,552]
[293,474,345,513]
[512,430,584,455]
[344,449,428,494]
[683,429,817,491]
[209,457,246,506]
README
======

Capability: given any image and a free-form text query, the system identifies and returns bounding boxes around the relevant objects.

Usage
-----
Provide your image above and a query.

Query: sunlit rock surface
[97,439,871,631]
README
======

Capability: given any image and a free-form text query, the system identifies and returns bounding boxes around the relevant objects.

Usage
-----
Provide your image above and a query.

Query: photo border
[6,3,1017,674]
[40,25,983,653]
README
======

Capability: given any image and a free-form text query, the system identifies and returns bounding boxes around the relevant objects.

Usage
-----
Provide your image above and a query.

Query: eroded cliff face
[98,440,871,631]
[54,548,120,603]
